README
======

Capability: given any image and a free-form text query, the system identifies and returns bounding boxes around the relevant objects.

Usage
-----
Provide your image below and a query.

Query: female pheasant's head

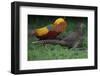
[53,18,67,33]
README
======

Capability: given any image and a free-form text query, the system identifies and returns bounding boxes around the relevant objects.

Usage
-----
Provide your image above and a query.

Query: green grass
[28,37,88,61]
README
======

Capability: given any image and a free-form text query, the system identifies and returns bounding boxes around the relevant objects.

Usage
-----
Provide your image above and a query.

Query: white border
[20,6,95,70]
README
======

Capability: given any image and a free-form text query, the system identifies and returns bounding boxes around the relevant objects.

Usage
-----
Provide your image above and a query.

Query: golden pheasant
[31,18,67,40]
[32,18,84,48]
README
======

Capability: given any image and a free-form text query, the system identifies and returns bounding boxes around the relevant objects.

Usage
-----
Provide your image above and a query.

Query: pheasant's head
[53,18,67,33]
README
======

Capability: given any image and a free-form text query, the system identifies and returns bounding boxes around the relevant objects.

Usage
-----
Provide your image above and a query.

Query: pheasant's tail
[32,41,39,44]
[32,40,66,45]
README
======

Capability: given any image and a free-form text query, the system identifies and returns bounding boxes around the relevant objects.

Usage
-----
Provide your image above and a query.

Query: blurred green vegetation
[28,15,88,61]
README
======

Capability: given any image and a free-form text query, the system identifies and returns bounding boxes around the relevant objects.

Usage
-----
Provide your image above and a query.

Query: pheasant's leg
[44,44,50,49]
[72,40,80,48]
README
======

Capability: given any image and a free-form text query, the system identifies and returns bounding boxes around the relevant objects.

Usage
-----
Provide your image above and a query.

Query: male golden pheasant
[31,18,67,40]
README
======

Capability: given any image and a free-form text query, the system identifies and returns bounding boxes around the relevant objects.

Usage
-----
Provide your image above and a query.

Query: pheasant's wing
[62,32,80,47]
[63,32,79,41]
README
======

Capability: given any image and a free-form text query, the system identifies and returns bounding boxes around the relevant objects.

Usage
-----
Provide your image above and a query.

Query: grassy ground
[28,37,88,61]
[28,16,88,61]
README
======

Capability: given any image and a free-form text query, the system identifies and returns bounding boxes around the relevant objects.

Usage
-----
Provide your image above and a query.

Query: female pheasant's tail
[32,40,67,45]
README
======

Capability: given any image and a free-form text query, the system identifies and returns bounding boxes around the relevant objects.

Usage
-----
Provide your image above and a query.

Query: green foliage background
[28,15,88,61]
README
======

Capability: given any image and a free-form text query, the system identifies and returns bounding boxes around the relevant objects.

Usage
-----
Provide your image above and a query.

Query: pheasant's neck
[75,22,84,36]
[47,24,53,30]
